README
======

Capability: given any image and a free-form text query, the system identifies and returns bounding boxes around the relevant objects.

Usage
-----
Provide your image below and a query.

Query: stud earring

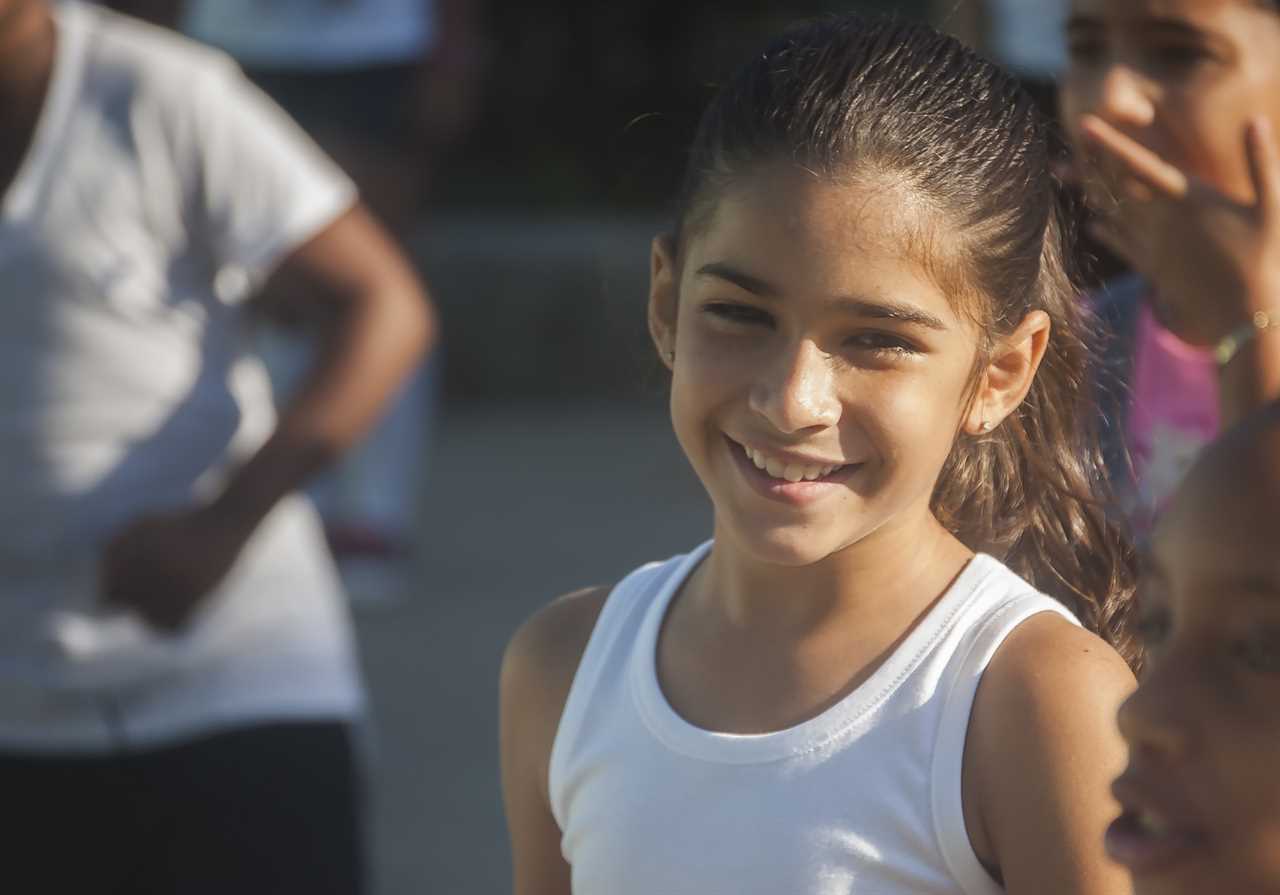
[979,419,993,432]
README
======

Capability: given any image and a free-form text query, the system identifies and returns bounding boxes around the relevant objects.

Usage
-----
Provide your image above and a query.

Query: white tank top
[549,542,1079,895]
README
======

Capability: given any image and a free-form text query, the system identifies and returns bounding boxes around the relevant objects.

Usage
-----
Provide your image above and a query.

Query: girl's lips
[1105,809,1208,874]
[726,436,861,504]
[1104,777,1210,877]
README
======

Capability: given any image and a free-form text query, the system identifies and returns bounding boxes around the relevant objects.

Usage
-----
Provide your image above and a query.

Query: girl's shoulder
[502,584,613,731]
[502,544,708,703]
[959,610,1135,889]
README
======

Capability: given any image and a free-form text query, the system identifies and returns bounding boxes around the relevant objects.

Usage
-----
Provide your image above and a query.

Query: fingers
[1245,115,1280,219]
[1079,114,1189,199]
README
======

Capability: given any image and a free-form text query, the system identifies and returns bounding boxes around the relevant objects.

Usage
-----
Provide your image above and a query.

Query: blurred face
[1107,431,1280,894]
[1060,0,1280,206]
[658,168,980,566]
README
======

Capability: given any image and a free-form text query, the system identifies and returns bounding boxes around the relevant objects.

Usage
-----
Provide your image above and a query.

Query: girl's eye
[1231,629,1280,675]
[1143,44,1213,73]
[845,331,917,356]
[702,302,774,328]
[1065,38,1106,66]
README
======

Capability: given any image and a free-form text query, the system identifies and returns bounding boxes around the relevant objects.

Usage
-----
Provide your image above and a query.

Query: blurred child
[0,1,432,890]
[1059,0,1280,530]
[502,16,1138,895]
[1107,402,1280,895]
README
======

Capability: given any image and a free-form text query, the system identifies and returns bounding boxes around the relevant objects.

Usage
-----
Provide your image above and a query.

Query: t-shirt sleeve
[182,58,358,300]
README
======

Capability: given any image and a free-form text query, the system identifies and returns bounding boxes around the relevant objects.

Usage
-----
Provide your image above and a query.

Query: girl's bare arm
[501,586,610,895]
[963,613,1136,895]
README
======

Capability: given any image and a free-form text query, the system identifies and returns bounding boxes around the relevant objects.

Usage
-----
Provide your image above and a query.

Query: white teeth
[739,441,844,482]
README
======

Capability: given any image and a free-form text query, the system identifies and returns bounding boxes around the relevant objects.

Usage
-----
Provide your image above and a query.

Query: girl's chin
[719,523,853,568]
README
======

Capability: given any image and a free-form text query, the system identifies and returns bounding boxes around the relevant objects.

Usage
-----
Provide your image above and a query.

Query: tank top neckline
[629,542,1000,764]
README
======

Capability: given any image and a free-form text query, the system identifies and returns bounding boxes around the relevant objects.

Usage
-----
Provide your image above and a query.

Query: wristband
[1214,310,1280,367]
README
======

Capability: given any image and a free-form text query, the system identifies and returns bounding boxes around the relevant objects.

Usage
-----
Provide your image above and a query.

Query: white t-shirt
[0,2,362,752]
[183,0,436,70]
[551,543,1079,894]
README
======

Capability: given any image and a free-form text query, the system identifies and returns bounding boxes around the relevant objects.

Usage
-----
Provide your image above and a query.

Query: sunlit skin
[1109,409,1280,894]
[653,168,1004,577]
[1061,0,1280,211]
[645,164,1051,732]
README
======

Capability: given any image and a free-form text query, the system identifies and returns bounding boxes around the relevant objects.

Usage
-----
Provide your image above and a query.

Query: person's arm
[963,614,1136,895]
[222,203,433,525]
[1077,114,1280,428]
[102,204,433,630]
[500,586,609,895]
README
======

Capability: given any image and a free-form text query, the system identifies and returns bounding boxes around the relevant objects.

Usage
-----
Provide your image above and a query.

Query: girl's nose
[748,339,841,434]
[1115,657,1193,760]
[1092,63,1157,130]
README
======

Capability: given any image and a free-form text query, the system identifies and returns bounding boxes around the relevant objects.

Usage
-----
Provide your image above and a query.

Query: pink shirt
[1126,300,1220,531]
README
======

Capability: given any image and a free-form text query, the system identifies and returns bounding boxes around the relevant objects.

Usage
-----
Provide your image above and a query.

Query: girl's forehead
[1156,426,1280,595]
[693,167,946,265]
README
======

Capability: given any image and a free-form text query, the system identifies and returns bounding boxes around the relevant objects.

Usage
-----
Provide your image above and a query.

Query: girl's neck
[694,509,973,638]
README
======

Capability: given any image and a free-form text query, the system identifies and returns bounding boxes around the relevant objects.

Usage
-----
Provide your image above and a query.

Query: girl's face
[652,168,982,567]
[1060,0,1280,206]
[1108,437,1280,894]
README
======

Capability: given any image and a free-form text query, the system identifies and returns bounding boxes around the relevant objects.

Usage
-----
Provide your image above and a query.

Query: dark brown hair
[674,15,1140,670]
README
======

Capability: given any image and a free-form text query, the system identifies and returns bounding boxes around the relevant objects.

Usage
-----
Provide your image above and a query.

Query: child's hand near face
[1077,113,1280,347]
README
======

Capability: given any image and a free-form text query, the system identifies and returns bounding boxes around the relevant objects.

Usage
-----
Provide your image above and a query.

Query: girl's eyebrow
[694,261,947,330]
[695,261,777,297]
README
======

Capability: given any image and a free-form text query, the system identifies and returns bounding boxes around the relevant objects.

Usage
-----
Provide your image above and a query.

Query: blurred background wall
[422,0,935,402]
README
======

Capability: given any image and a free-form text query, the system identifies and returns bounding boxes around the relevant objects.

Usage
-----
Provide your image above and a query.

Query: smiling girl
[502,16,1138,895]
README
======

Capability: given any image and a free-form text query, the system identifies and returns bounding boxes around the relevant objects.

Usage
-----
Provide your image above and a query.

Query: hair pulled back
[676,15,1140,670]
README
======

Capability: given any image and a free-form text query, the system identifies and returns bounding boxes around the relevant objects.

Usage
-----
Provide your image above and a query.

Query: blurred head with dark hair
[1109,401,1280,894]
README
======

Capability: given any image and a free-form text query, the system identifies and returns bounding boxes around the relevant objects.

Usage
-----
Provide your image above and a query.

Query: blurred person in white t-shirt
[0,1,432,889]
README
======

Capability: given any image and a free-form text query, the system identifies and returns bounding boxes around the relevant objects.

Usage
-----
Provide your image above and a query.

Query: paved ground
[351,399,711,894]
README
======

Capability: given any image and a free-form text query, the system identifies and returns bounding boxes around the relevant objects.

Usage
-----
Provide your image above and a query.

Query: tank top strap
[549,541,712,823]
[928,590,1079,895]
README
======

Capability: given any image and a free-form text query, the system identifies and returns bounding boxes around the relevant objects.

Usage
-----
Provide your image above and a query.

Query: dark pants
[2,721,365,894]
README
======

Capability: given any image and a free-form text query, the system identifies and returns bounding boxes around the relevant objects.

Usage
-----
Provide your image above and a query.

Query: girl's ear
[649,234,679,369]
[964,310,1051,434]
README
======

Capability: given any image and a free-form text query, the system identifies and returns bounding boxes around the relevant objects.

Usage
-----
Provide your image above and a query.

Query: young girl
[1059,0,1280,530]
[1108,403,1280,894]
[502,16,1138,895]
